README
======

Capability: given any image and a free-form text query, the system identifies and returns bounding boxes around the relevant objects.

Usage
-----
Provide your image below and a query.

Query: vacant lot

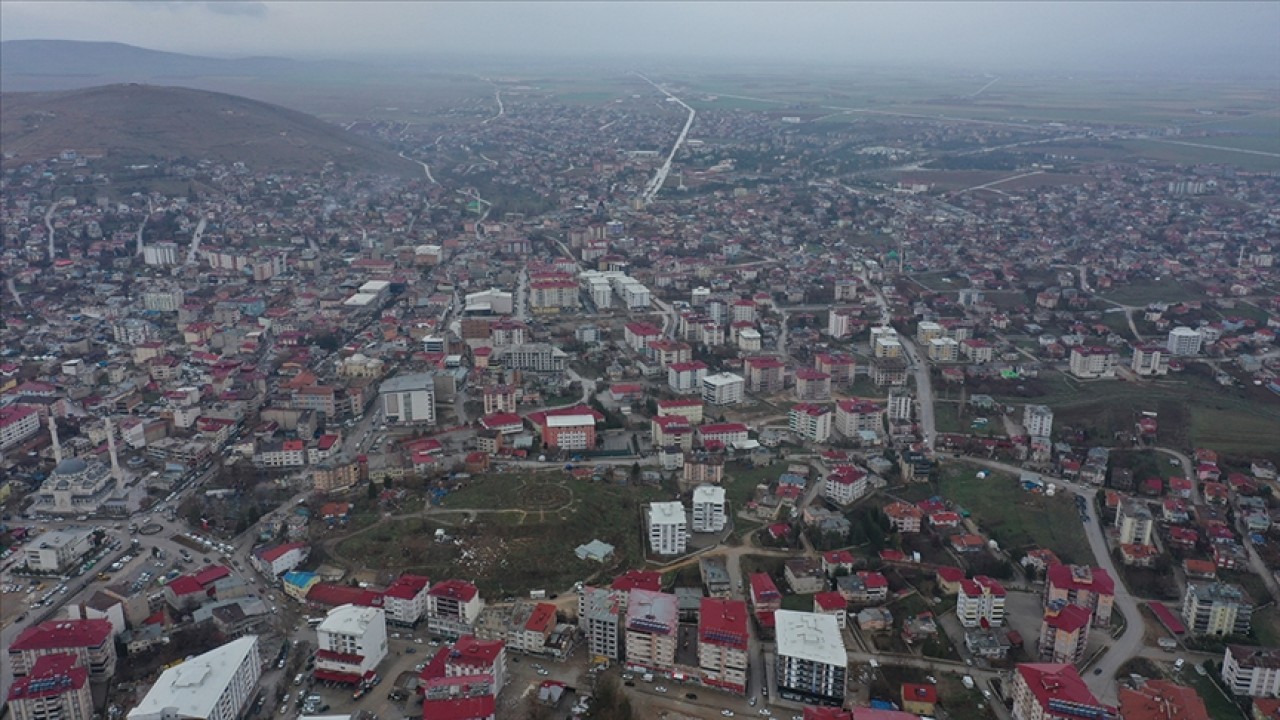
[334,473,666,596]
[931,462,1094,565]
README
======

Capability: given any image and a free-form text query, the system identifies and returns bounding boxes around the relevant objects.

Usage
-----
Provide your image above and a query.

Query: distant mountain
[1,84,418,176]
[0,40,309,90]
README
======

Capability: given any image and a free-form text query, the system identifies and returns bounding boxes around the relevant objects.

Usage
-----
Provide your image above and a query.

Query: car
[405,647,416,654]
[685,692,698,700]
[1093,667,1103,675]
[721,712,735,718]
[758,711,772,717]
[624,681,635,687]
[654,686,667,693]
[537,669,549,676]
[749,697,757,707]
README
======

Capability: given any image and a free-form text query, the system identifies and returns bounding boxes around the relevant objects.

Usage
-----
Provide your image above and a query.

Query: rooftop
[774,610,846,668]
[128,636,259,720]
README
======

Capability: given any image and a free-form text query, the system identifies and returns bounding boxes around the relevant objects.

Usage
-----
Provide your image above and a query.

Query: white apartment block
[1023,405,1054,439]
[648,501,688,555]
[379,374,437,425]
[691,485,727,533]
[702,373,745,406]
[774,611,847,706]
[129,636,261,720]
[1222,645,1280,698]
[1167,326,1203,356]
[957,577,1007,628]
[315,605,388,682]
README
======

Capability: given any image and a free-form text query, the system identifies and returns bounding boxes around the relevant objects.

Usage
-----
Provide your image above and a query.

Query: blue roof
[283,570,317,587]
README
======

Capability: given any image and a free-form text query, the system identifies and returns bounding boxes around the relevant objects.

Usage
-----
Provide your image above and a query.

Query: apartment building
[957,576,1007,628]
[774,611,846,707]
[647,501,688,555]
[698,598,749,695]
[623,590,678,673]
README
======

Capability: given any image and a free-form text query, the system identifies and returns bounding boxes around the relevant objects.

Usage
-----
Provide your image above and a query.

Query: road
[186,216,207,265]
[636,73,696,205]
[6,277,21,309]
[861,272,937,452]
[44,199,59,260]
[135,197,153,256]
[650,296,680,340]
[399,150,438,185]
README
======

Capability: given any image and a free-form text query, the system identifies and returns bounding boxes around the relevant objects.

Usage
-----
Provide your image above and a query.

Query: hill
[0,84,418,176]
[0,40,308,91]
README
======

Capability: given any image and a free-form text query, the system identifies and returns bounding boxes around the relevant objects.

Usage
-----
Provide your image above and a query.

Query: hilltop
[0,84,418,176]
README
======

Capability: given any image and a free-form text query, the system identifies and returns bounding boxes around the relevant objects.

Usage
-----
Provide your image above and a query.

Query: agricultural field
[332,471,666,597]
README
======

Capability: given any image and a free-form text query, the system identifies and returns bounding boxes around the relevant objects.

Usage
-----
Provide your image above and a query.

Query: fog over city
[2,1,1278,75]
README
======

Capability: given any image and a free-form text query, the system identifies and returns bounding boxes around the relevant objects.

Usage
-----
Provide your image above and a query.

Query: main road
[862,269,937,451]
[635,73,696,205]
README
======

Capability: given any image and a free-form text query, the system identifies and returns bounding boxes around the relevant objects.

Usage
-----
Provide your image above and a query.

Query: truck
[529,589,547,600]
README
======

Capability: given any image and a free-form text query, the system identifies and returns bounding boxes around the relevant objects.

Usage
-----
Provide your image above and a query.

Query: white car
[720,712,735,718]
[653,686,667,693]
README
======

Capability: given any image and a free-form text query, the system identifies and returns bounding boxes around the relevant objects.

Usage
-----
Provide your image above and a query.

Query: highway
[186,216,207,265]
[636,73,696,205]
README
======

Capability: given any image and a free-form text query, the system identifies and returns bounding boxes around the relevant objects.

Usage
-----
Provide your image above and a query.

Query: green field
[1122,140,1280,172]
[928,462,1095,565]
[333,473,666,596]
[1097,278,1206,306]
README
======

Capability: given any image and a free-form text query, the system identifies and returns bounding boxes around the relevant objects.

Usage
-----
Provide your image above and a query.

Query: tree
[367,480,378,499]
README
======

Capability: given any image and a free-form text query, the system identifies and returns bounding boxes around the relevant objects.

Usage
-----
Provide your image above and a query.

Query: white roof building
[128,635,261,720]
[774,610,846,667]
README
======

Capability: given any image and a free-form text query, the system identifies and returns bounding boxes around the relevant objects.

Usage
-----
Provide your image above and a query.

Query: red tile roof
[193,565,231,587]
[12,620,112,651]
[384,574,431,600]
[1016,663,1111,715]
[901,682,939,705]
[524,603,557,633]
[7,654,88,702]
[306,583,383,608]
[814,591,846,612]
[698,598,748,649]
[420,695,496,720]
[429,579,479,602]
[610,570,661,593]
[447,635,503,667]
[256,541,308,563]
[1047,565,1115,596]
[167,576,204,596]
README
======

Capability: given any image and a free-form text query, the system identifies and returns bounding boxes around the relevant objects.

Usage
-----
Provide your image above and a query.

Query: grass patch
[781,593,815,611]
[1186,669,1246,720]
[334,475,665,597]
[1097,278,1206,306]
[1122,139,1280,172]
[930,461,1094,564]
[722,461,790,508]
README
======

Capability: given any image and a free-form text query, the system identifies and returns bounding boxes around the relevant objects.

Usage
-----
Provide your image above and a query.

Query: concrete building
[541,414,596,451]
[1068,346,1118,379]
[1167,326,1203,356]
[427,580,484,639]
[1182,582,1252,637]
[698,598,748,695]
[251,541,309,577]
[824,466,869,507]
[1222,645,1280,698]
[1038,602,1092,664]
[382,574,432,627]
[647,501,688,555]
[1045,565,1115,627]
[579,587,624,661]
[702,373,746,406]
[128,636,261,720]
[6,654,93,720]
[315,605,388,685]
[1116,499,1154,546]
[623,589,678,672]
[1010,663,1114,720]
[789,404,832,443]
[957,576,1007,628]
[1023,405,1054,440]
[1131,344,1170,376]
[23,528,95,573]
[0,405,41,450]
[379,374,437,426]
[9,619,116,682]
[774,610,846,706]
[691,485,727,533]
[1117,680,1210,720]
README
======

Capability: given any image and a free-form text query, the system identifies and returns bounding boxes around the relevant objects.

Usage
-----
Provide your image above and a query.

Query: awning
[313,669,363,684]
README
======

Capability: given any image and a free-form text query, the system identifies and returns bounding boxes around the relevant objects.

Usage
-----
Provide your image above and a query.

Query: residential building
[1116,499,1154,546]
[445,635,507,693]
[698,598,749,695]
[383,574,432,626]
[794,369,832,402]
[494,343,568,373]
[648,501,688,555]
[1182,582,1253,637]
[6,654,93,720]
[315,605,388,685]
[834,399,885,435]
[774,611,847,706]
[624,589,678,673]
[1010,663,1114,720]
[691,485,728,533]
[814,592,848,629]
[9,620,116,682]
[1117,680,1210,720]
[1167,326,1204,356]
[379,374,437,426]
[507,602,557,655]
[668,361,709,394]
[128,636,261,720]
[1023,405,1053,440]
[251,541,309,577]
[883,502,923,533]
[481,385,516,415]
[743,357,785,394]
[1038,603,1092,664]
[1068,347,1118,379]
[702,372,746,406]
[789,404,832,443]
[957,576,1007,628]
[579,587,624,661]
[0,405,41,450]
[1131,345,1170,376]
[540,414,596,451]
[825,466,869,506]
[1045,565,1115,627]
[1222,645,1280,698]
[428,580,485,639]
[698,423,749,449]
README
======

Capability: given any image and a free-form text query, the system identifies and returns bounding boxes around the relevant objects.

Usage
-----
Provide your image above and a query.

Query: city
[2,5,1280,720]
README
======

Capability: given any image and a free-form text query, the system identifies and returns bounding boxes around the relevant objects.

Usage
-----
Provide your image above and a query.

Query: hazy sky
[3,1,1278,74]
